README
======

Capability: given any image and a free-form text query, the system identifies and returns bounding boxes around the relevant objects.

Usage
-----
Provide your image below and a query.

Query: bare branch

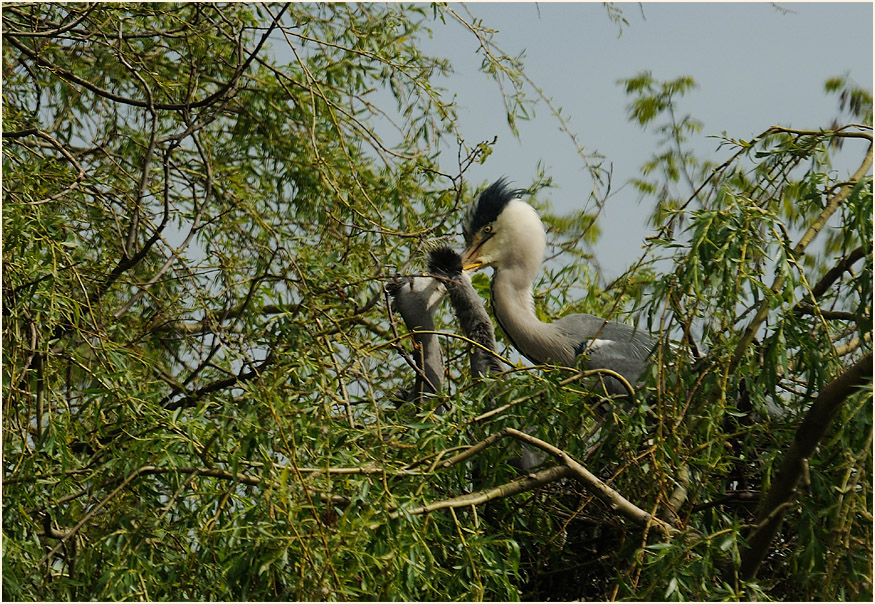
[390,465,574,518]
[503,428,677,538]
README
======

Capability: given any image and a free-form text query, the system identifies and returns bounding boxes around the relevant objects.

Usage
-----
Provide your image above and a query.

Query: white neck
[491,267,573,367]
[481,198,574,366]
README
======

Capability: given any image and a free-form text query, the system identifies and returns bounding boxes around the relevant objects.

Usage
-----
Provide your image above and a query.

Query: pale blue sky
[418,2,874,277]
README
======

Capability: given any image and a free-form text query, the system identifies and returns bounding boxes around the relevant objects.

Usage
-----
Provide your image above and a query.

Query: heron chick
[460,179,655,396]
[427,247,505,378]
[429,246,545,471]
[387,275,445,402]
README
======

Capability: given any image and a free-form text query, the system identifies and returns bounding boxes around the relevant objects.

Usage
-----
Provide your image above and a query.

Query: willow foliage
[3,4,871,601]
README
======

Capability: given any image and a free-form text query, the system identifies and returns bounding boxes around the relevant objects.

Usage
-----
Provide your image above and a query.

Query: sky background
[416,2,874,278]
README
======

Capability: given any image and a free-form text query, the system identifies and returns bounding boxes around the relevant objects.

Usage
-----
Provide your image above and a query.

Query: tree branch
[161,352,274,411]
[804,246,866,302]
[504,428,677,538]
[390,465,574,519]
[792,143,873,257]
[4,129,86,205]
[427,426,677,537]
[739,351,873,580]
[731,143,873,369]
[1,5,98,38]
[765,125,873,142]
[794,304,859,321]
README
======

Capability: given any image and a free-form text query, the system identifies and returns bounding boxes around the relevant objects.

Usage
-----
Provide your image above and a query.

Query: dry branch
[503,428,677,538]
[390,465,574,519]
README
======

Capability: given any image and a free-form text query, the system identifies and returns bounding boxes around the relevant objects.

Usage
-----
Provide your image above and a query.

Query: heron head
[461,180,546,275]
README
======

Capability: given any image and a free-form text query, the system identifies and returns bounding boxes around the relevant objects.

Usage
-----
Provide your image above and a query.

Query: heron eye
[483,225,493,234]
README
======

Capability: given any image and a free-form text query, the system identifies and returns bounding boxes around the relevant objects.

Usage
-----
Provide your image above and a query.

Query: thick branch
[661,464,691,523]
[739,352,873,580]
[805,246,866,302]
[794,304,859,321]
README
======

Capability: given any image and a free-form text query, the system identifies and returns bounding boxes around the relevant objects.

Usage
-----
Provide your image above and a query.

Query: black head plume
[428,246,463,278]
[462,178,524,245]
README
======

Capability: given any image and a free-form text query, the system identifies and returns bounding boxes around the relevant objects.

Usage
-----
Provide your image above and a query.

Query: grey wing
[555,313,655,388]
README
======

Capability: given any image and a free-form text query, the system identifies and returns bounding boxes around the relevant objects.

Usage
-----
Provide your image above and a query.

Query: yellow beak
[461,233,487,272]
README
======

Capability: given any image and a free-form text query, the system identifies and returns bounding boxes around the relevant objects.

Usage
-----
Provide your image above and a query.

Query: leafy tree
[613,70,872,600]
[3,4,871,601]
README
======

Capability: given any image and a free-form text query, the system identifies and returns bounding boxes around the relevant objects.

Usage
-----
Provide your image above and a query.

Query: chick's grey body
[387,275,445,398]
[462,179,655,395]
[430,247,545,471]
[428,247,505,378]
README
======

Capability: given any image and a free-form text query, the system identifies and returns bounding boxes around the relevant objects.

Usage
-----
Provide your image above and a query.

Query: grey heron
[460,179,655,396]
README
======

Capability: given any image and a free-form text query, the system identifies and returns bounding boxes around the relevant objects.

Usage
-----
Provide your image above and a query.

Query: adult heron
[460,179,655,395]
